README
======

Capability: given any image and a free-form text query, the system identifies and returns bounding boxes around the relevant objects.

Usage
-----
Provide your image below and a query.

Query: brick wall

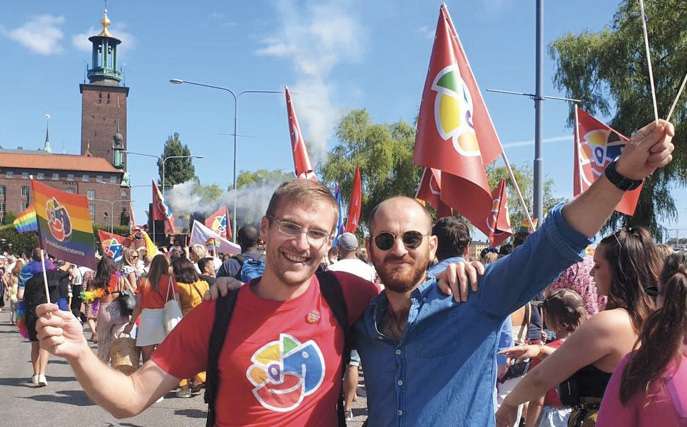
[80,84,129,170]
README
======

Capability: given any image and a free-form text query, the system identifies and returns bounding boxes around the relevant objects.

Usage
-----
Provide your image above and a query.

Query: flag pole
[500,152,536,231]
[574,105,581,195]
[666,70,687,122]
[40,249,51,304]
[639,0,659,124]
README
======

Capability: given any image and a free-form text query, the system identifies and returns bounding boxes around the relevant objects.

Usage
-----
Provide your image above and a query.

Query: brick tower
[80,9,129,171]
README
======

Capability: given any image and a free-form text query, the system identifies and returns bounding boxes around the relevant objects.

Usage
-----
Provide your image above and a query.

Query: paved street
[0,308,368,426]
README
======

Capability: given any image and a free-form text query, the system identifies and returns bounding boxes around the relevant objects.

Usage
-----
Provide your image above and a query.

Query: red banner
[152,180,175,233]
[574,107,642,216]
[345,165,362,234]
[414,5,503,235]
[285,86,316,181]
[416,167,453,218]
[486,179,513,245]
[204,205,231,241]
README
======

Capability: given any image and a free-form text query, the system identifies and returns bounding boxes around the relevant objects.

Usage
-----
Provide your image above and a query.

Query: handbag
[162,276,183,334]
[116,276,136,317]
[110,333,140,375]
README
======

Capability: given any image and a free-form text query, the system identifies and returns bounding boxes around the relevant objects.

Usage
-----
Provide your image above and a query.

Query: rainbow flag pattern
[13,205,38,233]
[31,180,97,270]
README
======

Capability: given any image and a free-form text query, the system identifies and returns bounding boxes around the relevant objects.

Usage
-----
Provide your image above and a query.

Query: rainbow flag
[13,205,38,233]
[31,180,97,269]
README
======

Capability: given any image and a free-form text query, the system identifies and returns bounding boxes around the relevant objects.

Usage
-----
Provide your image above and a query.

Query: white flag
[190,220,241,255]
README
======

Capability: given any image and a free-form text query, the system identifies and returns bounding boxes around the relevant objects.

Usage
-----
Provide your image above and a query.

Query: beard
[373,250,429,294]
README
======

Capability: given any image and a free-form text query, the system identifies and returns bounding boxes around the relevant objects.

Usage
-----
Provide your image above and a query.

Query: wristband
[604,156,643,191]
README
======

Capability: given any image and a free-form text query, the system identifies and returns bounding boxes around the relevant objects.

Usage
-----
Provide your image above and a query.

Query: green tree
[320,109,421,231]
[549,0,687,239]
[487,163,566,228]
[234,169,295,190]
[1,211,17,226]
[0,227,38,256]
[158,133,196,189]
[197,183,224,203]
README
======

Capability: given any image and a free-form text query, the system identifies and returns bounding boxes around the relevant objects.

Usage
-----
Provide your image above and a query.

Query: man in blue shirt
[356,120,674,426]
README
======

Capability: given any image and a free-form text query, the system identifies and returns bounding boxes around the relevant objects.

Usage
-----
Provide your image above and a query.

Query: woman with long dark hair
[597,252,687,426]
[496,227,661,427]
[123,254,173,363]
[92,256,131,362]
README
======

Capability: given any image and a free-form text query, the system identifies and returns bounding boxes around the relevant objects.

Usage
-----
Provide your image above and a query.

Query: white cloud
[2,15,65,55]
[256,0,364,160]
[72,24,135,56]
[502,135,572,149]
[416,25,435,40]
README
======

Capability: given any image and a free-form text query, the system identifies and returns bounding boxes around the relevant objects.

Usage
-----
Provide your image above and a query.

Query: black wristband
[604,156,643,191]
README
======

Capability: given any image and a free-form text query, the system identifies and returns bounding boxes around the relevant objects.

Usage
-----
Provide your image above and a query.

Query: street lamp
[161,155,204,194]
[90,198,133,232]
[170,78,281,242]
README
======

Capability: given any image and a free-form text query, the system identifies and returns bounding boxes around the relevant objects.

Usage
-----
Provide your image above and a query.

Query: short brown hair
[265,180,338,231]
[543,289,586,332]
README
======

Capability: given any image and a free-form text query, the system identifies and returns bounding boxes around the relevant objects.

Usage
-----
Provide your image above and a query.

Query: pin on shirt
[305,310,321,324]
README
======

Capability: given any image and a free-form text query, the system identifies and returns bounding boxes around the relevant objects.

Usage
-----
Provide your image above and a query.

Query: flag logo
[432,65,480,157]
[210,215,227,236]
[46,198,72,242]
[486,196,504,234]
[246,333,325,412]
[579,129,625,187]
[102,238,123,261]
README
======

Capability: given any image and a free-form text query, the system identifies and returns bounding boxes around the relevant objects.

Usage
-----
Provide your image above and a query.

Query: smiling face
[367,197,437,294]
[590,244,613,296]
[260,200,336,290]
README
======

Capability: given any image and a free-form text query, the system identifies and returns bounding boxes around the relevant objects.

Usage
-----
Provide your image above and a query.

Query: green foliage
[320,109,422,230]
[1,211,16,225]
[486,163,567,227]
[549,0,687,239]
[0,227,38,257]
[234,169,295,190]
[158,133,196,189]
[197,183,224,203]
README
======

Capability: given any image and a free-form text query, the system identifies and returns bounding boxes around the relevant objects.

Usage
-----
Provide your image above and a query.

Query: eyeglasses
[266,216,331,246]
[373,230,428,251]
[131,255,139,259]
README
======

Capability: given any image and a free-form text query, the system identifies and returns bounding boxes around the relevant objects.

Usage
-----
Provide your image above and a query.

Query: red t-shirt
[137,275,175,310]
[151,272,379,427]
[530,339,565,407]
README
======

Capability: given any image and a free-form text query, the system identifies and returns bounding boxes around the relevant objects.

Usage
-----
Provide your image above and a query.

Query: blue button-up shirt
[356,206,592,426]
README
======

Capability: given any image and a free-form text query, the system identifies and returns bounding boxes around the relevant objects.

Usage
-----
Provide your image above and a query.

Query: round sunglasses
[373,230,428,251]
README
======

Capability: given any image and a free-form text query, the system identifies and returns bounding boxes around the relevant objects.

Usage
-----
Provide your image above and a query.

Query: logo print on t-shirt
[246,333,326,412]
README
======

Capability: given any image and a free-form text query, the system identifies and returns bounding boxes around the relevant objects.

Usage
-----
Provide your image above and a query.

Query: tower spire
[86,7,122,85]
[43,114,52,153]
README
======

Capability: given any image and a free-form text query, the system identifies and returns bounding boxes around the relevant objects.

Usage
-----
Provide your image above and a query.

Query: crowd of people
[0,119,682,426]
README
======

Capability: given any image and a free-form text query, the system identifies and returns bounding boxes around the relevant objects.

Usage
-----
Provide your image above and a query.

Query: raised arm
[36,303,180,418]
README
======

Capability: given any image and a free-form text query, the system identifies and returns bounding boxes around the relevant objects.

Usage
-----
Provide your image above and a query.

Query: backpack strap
[316,270,353,427]
[204,287,240,427]
[234,254,245,267]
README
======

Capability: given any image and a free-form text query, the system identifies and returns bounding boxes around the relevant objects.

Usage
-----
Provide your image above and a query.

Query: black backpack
[23,269,70,315]
[204,270,355,427]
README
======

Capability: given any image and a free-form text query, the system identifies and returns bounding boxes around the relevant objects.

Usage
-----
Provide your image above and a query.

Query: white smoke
[256,0,364,164]
[165,179,288,228]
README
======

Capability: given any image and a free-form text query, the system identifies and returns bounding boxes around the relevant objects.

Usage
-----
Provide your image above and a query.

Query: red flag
[152,180,175,233]
[345,165,362,233]
[285,86,317,181]
[98,230,127,263]
[204,205,231,240]
[413,5,504,235]
[574,107,642,216]
[486,179,513,246]
[416,167,453,218]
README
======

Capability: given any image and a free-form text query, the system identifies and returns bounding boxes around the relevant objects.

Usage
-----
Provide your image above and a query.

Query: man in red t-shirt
[33,179,476,426]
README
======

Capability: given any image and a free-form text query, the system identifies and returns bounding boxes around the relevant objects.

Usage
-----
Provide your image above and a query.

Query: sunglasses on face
[373,230,428,251]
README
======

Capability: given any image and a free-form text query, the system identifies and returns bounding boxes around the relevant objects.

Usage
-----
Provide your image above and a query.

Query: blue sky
[1,0,685,239]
